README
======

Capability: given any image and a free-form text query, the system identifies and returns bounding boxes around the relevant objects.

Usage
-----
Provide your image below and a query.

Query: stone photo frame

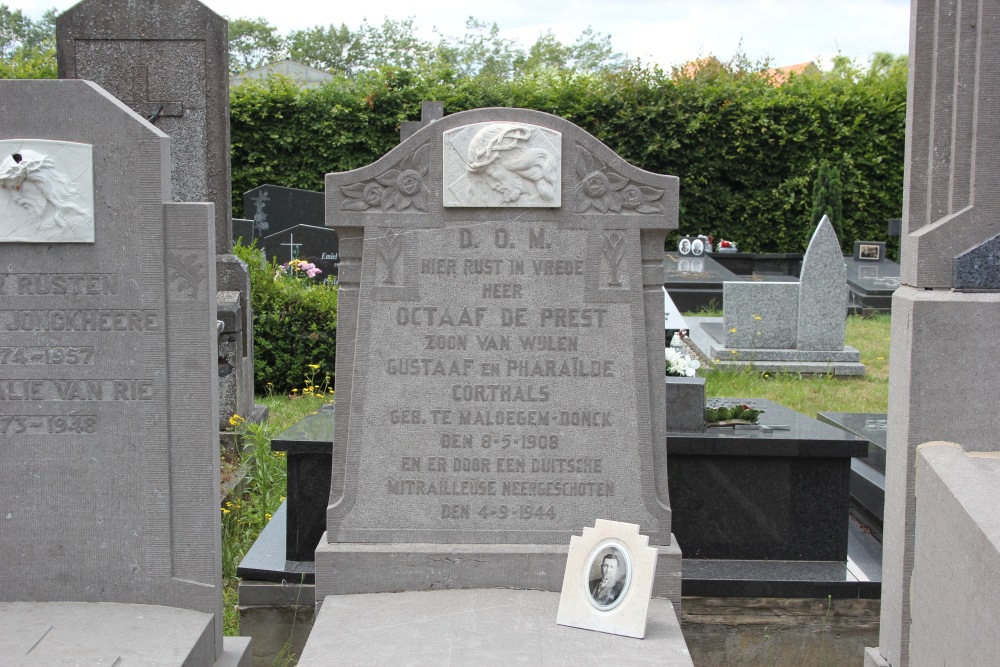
[677,237,691,255]
[556,519,658,639]
[0,139,95,243]
[854,240,885,262]
[690,237,705,256]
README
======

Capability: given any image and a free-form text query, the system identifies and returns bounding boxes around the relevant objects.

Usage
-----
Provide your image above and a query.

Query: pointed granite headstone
[797,215,847,351]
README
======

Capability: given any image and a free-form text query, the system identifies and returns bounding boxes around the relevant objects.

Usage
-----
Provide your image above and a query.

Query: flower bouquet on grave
[275,258,323,282]
[705,403,763,428]
[665,346,701,377]
[715,239,738,253]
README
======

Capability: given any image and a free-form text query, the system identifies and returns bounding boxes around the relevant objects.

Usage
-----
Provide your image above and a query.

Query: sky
[18,0,911,70]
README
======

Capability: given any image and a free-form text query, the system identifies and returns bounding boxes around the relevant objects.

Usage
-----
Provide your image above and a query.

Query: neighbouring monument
[313,107,683,602]
[56,0,264,431]
[866,0,1000,665]
[0,79,249,665]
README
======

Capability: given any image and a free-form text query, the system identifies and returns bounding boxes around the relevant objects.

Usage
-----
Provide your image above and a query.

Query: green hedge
[231,63,907,254]
[233,241,337,394]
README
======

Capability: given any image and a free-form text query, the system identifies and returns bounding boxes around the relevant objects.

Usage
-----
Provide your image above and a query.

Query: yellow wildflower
[221,507,230,514]
[308,364,320,370]
[729,327,737,333]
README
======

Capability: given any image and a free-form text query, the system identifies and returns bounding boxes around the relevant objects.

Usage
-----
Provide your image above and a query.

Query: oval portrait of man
[585,543,631,610]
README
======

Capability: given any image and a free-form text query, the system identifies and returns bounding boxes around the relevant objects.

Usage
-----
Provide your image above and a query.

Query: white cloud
[18,0,910,68]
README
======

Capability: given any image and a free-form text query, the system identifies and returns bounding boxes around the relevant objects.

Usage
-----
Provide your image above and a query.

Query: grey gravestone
[696,216,862,375]
[868,1,1000,665]
[797,216,848,350]
[57,0,265,431]
[56,0,230,253]
[261,224,340,279]
[400,101,445,142]
[315,108,683,605]
[242,184,326,241]
[723,282,798,349]
[0,80,248,664]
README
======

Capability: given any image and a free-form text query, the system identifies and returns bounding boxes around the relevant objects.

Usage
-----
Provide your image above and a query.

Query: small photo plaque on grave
[556,519,658,639]
[854,241,885,262]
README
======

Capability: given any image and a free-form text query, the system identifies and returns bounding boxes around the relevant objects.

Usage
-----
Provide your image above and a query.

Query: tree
[812,161,844,244]
[435,18,522,80]
[353,18,433,72]
[0,5,57,78]
[228,16,287,74]
[516,27,629,75]
[287,23,361,74]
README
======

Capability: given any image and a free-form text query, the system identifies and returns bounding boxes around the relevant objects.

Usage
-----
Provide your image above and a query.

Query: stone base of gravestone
[908,443,1000,665]
[686,317,866,375]
[299,590,693,666]
[0,602,251,666]
[315,539,682,608]
[665,376,706,433]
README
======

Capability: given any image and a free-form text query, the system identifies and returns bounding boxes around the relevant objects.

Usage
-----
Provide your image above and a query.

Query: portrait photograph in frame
[556,519,658,639]
[854,240,885,262]
[677,237,691,255]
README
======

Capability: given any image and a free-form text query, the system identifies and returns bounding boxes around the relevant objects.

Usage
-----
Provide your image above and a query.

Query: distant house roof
[230,60,335,89]
[763,61,820,85]
[674,57,819,86]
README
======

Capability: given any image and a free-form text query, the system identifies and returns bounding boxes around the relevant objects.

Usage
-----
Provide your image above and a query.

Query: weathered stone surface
[722,282,798,349]
[316,107,681,602]
[910,444,1000,665]
[953,232,1000,289]
[300,590,693,666]
[797,215,847,350]
[0,79,244,664]
[897,0,1000,289]
[873,2,1000,664]
[57,0,231,254]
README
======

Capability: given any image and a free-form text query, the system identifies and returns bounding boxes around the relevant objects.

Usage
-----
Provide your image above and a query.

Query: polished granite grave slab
[663,252,743,312]
[817,412,887,531]
[682,518,882,598]
[668,399,867,561]
[269,402,335,562]
[298,589,693,666]
[845,257,899,314]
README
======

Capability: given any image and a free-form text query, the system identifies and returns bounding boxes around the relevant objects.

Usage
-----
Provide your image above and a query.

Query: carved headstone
[0,79,248,665]
[868,1,1000,665]
[56,0,230,252]
[57,0,266,430]
[797,215,848,350]
[315,109,683,605]
[242,184,326,241]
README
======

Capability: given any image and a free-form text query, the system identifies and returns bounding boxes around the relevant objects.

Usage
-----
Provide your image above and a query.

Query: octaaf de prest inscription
[335,218,655,541]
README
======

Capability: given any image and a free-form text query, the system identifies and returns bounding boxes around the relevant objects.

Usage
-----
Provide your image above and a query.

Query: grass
[221,368,333,638]
[698,313,890,415]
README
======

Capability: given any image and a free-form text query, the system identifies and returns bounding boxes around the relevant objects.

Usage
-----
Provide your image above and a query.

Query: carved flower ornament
[341,143,430,212]
[575,146,664,214]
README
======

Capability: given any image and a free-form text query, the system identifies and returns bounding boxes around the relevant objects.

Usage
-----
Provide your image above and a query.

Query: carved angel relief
[340,143,431,212]
[0,139,95,243]
[575,145,664,215]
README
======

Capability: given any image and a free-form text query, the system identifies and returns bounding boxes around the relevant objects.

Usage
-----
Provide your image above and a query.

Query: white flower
[665,347,701,377]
